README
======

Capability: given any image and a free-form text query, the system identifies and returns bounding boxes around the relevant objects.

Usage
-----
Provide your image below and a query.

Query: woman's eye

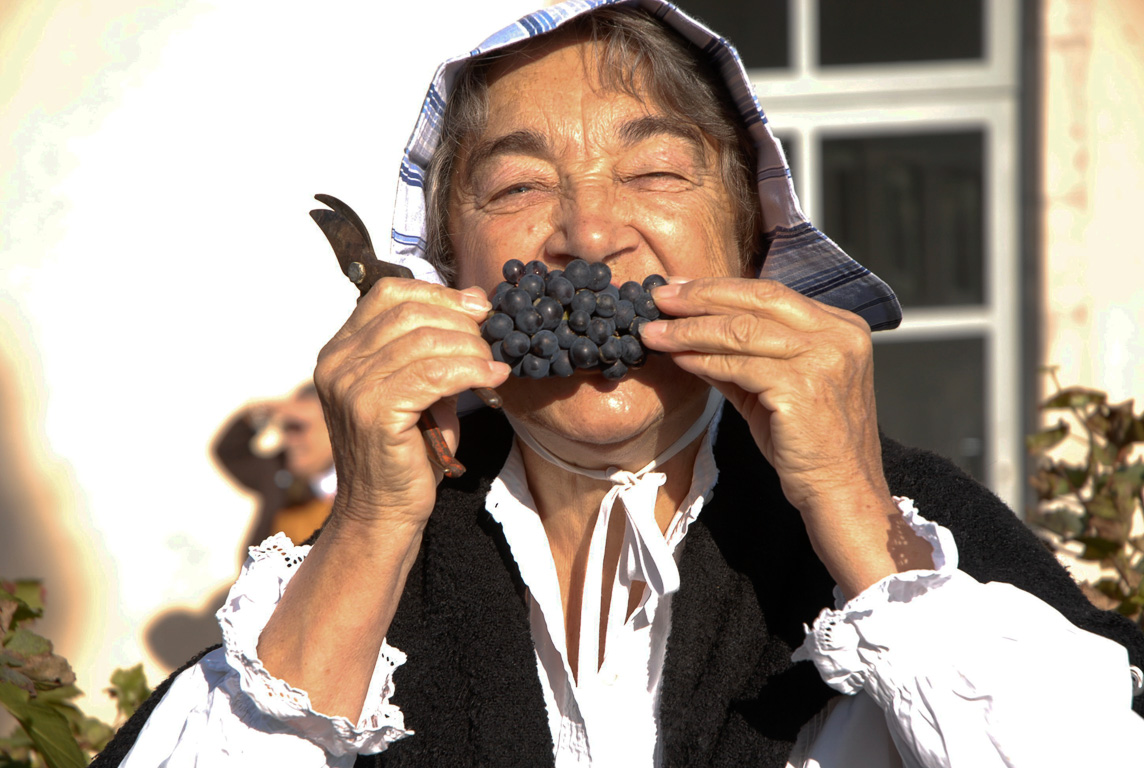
[490,183,536,201]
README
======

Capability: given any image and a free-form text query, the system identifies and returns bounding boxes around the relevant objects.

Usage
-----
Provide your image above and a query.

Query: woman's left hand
[640,277,932,596]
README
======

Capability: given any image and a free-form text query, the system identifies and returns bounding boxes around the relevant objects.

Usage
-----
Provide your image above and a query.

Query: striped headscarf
[387,0,902,331]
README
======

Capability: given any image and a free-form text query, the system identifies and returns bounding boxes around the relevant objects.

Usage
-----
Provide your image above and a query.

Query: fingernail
[641,320,667,338]
[652,283,681,300]
[666,276,693,285]
[462,289,491,312]
[487,361,510,375]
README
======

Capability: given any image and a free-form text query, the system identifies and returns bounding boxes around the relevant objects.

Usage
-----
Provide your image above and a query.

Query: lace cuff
[792,497,959,695]
[217,533,412,756]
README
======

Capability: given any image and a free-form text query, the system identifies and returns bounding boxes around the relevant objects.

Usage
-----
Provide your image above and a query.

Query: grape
[534,297,564,330]
[570,337,599,368]
[613,299,635,331]
[515,306,543,335]
[619,281,643,302]
[594,293,616,318]
[564,259,591,289]
[479,264,671,381]
[642,274,668,291]
[546,275,575,306]
[634,292,660,320]
[587,317,615,345]
[599,336,623,364]
[571,289,596,315]
[551,349,575,377]
[502,330,530,358]
[501,287,532,317]
[493,281,513,309]
[554,321,578,349]
[530,329,559,359]
[502,259,525,283]
[620,336,645,366]
[568,309,590,333]
[482,312,513,342]
[601,360,629,380]
[521,354,550,379]
[519,273,545,301]
[588,262,611,291]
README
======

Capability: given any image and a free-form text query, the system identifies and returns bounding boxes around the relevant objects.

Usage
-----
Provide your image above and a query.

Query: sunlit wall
[1,0,536,722]
[1043,0,1144,403]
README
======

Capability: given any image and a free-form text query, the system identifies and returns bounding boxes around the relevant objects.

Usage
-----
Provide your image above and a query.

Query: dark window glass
[821,130,984,308]
[873,337,986,482]
[818,0,983,66]
[693,0,790,70]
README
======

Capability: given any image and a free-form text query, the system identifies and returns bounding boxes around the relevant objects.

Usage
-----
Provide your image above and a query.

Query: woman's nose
[546,184,638,263]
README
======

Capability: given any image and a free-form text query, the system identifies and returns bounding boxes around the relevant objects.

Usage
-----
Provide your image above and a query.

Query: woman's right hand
[314,278,509,529]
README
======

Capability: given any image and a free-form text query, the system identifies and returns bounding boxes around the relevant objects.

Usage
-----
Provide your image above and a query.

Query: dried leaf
[1085,495,1121,521]
[1026,421,1070,454]
[1076,535,1121,561]
[1092,441,1119,469]
[0,664,36,695]
[3,629,76,690]
[1043,387,1107,410]
[4,629,51,659]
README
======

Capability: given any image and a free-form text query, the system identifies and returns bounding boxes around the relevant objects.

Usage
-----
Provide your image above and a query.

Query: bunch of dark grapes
[481,258,668,381]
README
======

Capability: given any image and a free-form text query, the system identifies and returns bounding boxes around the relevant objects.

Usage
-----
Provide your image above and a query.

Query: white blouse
[121,435,1144,767]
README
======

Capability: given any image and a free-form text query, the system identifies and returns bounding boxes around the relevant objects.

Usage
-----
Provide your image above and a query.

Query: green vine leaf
[0,682,87,768]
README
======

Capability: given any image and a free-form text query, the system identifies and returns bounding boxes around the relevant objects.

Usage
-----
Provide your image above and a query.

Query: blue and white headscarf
[387,0,902,331]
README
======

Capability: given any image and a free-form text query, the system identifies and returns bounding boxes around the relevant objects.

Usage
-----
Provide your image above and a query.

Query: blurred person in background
[214,382,337,549]
[147,383,336,670]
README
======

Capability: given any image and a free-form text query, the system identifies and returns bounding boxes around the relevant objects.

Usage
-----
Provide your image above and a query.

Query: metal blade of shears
[310,193,413,297]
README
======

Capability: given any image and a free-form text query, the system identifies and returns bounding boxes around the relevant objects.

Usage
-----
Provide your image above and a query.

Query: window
[706,0,1025,509]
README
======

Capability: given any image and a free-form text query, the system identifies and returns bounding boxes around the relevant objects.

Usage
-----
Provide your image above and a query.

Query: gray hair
[424,5,761,285]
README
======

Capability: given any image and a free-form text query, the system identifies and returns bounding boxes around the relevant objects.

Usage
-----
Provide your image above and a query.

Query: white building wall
[0,0,538,724]
[1043,0,1144,404]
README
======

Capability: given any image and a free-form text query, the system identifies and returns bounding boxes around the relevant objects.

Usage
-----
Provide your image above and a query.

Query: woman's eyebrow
[618,115,707,163]
[464,129,551,181]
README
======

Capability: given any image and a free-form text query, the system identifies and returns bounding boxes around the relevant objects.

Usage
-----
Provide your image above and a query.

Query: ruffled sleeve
[121,534,412,766]
[793,498,1144,767]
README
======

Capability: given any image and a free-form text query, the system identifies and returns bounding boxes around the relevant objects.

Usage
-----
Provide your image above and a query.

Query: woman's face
[450,36,746,458]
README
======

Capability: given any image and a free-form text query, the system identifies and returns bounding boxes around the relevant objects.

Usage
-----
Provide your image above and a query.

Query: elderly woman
[98,2,1144,766]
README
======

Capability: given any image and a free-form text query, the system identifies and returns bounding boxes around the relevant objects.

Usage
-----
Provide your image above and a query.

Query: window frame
[748,0,1025,509]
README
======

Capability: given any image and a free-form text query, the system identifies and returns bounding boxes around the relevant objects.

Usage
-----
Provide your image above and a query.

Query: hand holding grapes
[639,277,933,598]
[313,277,509,529]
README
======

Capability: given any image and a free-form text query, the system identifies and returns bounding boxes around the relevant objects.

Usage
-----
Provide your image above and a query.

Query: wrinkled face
[450,36,745,455]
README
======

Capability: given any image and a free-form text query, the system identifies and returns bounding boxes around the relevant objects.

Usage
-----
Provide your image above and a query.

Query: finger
[322,301,488,371]
[347,356,510,436]
[336,278,491,339]
[345,330,498,389]
[653,278,869,333]
[639,313,807,358]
